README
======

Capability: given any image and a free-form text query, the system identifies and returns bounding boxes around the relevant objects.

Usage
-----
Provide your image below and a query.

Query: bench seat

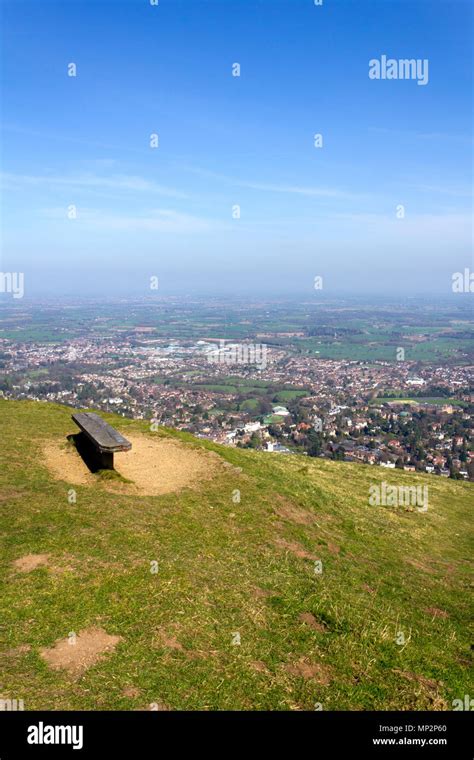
[71,412,132,470]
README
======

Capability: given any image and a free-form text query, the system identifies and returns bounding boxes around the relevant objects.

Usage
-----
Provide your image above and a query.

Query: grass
[273,390,308,401]
[96,469,134,484]
[0,399,472,711]
[372,397,466,407]
[263,414,286,424]
[239,398,260,411]
[299,337,474,362]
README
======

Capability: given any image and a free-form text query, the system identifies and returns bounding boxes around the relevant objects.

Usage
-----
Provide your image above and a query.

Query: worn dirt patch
[285,658,332,684]
[0,488,27,504]
[274,537,318,561]
[406,558,435,574]
[253,587,274,599]
[151,627,211,661]
[250,660,270,674]
[392,669,440,691]
[273,498,318,527]
[40,627,122,676]
[424,607,449,619]
[43,434,224,496]
[13,554,49,573]
[6,644,31,658]
[154,633,183,651]
[299,612,327,633]
[152,624,185,652]
[122,686,141,698]
[392,669,448,707]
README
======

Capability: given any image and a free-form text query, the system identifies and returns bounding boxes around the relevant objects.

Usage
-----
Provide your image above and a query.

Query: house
[244,421,261,433]
[272,405,290,417]
[297,422,312,431]
[441,405,454,414]
[265,442,291,454]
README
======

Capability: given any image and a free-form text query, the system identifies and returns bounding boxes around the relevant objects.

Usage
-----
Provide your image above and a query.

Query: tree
[247,433,260,449]
[307,430,323,457]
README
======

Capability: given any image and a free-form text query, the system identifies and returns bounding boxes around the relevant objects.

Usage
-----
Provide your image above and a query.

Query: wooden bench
[71,412,132,470]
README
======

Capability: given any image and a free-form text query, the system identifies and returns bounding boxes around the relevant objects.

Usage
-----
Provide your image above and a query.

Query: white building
[272,406,290,416]
[244,421,262,433]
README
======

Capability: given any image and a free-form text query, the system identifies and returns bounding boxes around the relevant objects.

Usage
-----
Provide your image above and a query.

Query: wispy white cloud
[185,166,361,199]
[368,126,473,144]
[1,171,188,199]
[41,206,223,233]
[1,123,144,153]
[414,183,472,198]
[238,180,353,198]
[329,211,472,244]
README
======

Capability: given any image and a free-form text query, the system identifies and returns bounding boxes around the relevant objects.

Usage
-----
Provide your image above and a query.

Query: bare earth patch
[122,686,141,698]
[424,606,449,619]
[392,669,441,691]
[43,434,223,496]
[274,537,318,561]
[154,633,183,651]
[152,623,185,651]
[406,557,435,574]
[391,668,449,708]
[299,612,327,633]
[253,586,274,599]
[13,554,49,573]
[250,660,270,674]
[40,627,122,676]
[6,644,31,658]
[285,658,332,684]
[273,497,318,526]
[151,626,207,660]
[0,488,27,504]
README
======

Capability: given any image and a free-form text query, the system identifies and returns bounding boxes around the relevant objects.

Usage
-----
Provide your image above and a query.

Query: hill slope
[0,399,472,710]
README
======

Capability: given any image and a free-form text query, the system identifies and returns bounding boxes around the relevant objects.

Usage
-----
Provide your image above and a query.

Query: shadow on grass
[66,432,102,473]
[66,433,133,484]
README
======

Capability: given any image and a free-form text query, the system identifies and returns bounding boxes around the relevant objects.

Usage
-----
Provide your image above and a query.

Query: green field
[0,399,472,710]
[239,398,260,411]
[263,414,286,424]
[0,328,77,343]
[372,397,467,407]
[273,390,308,402]
[301,340,474,362]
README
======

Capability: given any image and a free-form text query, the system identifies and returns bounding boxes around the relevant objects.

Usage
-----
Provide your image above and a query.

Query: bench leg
[99,451,114,470]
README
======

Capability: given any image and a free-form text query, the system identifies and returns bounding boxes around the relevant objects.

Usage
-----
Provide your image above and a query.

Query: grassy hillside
[0,399,472,710]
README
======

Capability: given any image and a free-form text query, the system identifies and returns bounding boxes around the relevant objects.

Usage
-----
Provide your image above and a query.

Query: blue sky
[0,0,472,296]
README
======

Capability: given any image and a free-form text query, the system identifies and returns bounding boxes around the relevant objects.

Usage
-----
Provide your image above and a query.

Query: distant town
[1,296,473,480]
